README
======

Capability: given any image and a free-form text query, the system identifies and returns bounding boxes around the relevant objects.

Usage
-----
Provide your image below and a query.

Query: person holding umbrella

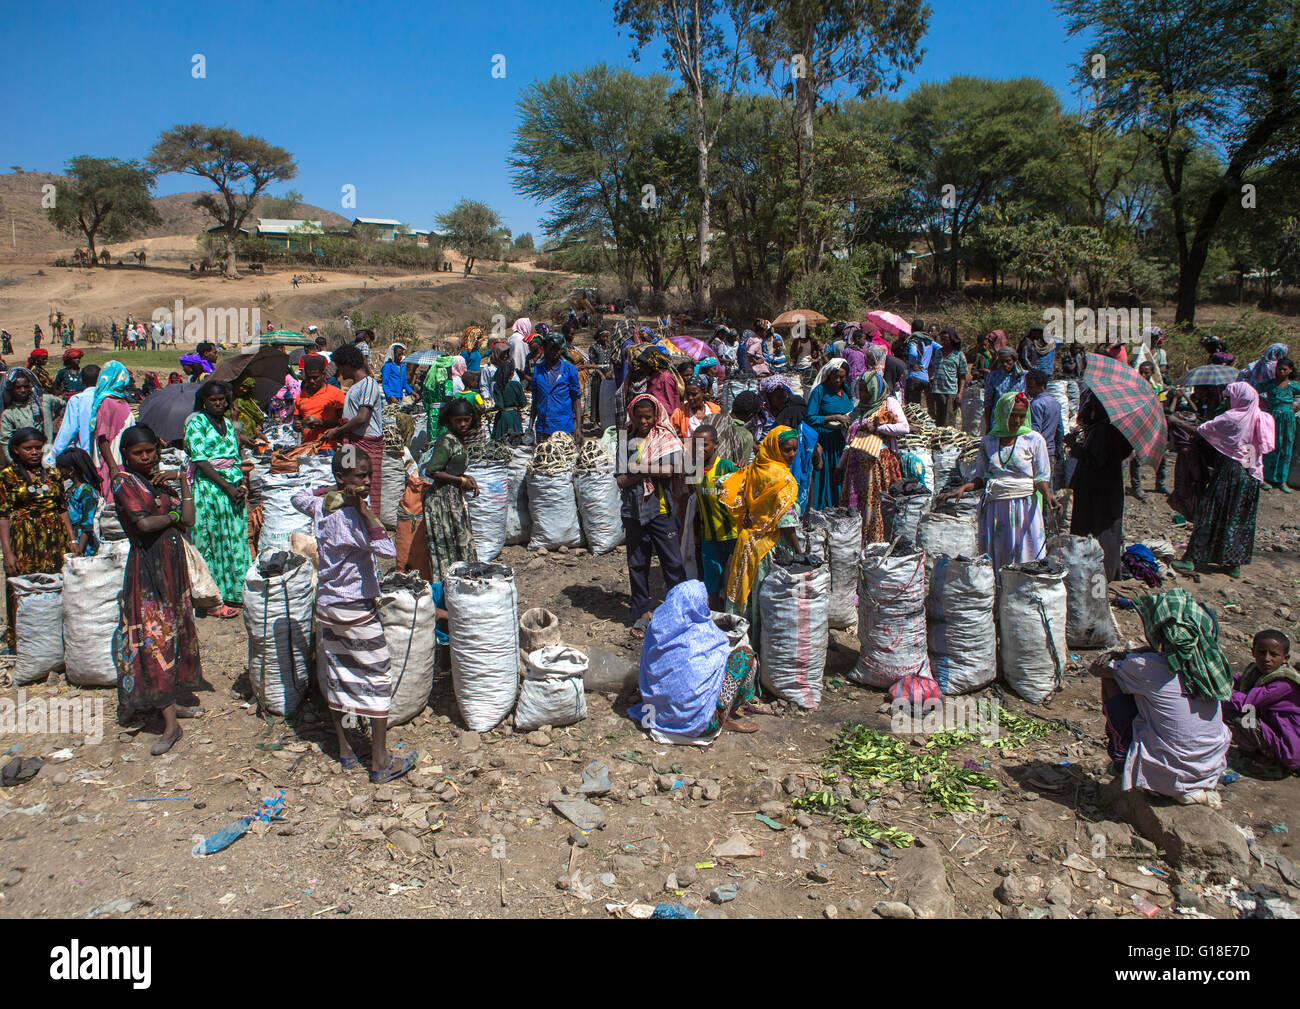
[1067,391,1131,581]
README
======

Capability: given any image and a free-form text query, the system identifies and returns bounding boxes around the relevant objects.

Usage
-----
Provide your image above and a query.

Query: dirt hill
[0,170,350,257]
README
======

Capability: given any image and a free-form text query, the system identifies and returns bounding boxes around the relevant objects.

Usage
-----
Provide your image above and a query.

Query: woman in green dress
[491,356,525,441]
[0,369,62,464]
[1259,357,1299,491]
[421,397,479,584]
[184,381,252,617]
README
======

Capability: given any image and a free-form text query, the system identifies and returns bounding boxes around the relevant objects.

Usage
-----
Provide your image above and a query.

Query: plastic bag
[851,542,930,689]
[997,560,1067,705]
[504,443,532,545]
[446,562,519,731]
[244,550,317,716]
[932,443,960,492]
[574,467,624,556]
[526,471,582,550]
[465,461,510,562]
[62,540,129,687]
[960,386,985,435]
[806,507,860,630]
[515,646,589,730]
[380,447,406,529]
[10,573,63,685]
[710,611,751,649]
[1047,534,1120,649]
[377,572,436,726]
[259,472,314,550]
[183,538,222,610]
[882,483,932,551]
[759,554,830,709]
[926,555,996,694]
[916,507,978,565]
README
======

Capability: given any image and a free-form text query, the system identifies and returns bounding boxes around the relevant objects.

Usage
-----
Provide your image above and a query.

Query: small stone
[781,775,800,795]
[569,828,589,848]
[657,774,676,793]
[52,771,69,786]
[874,900,916,919]
[847,797,867,814]
[701,781,721,801]
[1017,811,1055,840]
[1132,837,1157,854]
[526,730,551,747]
[458,731,480,750]
[689,786,703,801]
[347,795,370,815]
[674,865,697,888]
[823,904,838,919]
[3,869,23,887]
[386,829,421,857]
[995,874,1043,906]
[193,800,207,810]
[1172,883,1204,910]
[612,854,643,874]
[758,800,785,819]
[708,883,739,904]
[795,813,814,829]
[837,838,861,856]
[807,867,832,884]
[1046,883,1073,906]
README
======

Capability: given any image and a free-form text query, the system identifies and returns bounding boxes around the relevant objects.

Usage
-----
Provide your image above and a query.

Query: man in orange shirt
[294,354,344,445]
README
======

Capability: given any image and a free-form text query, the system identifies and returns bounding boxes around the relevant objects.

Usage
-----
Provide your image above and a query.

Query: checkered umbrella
[1079,353,1167,465]
[1174,364,1239,388]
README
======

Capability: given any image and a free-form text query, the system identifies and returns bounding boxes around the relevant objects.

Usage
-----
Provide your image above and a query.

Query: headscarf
[232,374,264,432]
[718,426,799,608]
[0,368,40,412]
[635,344,670,373]
[866,344,887,375]
[450,357,468,378]
[57,447,99,489]
[692,356,718,375]
[1197,381,1275,482]
[813,357,848,390]
[684,374,709,392]
[752,374,792,435]
[168,372,183,385]
[1242,343,1288,387]
[26,349,48,368]
[1209,350,1236,366]
[179,353,212,373]
[511,317,532,338]
[1133,589,1233,702]
[88,361,131,443]
[985,330,1008,352]
[62,348,84,364]
[989,391,1031,438]
[384,342,406,364]
[460,326,485,352]
[855,373,888,418]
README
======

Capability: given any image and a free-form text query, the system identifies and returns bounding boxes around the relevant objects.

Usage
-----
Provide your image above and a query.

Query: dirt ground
[0,474,1296,920]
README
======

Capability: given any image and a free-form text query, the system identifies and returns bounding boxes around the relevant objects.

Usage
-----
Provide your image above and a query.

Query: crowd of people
[0,311,1295,798]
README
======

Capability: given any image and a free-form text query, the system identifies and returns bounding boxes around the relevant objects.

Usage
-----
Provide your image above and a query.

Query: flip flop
[209,605,240,619]
[339,754,361,770]
[369,750,418,784]
[150,726,183,756]
[630,615,651,639]
[723,718,759,733]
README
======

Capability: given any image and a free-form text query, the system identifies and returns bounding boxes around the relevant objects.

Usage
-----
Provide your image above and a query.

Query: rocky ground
[0,479,1297,920]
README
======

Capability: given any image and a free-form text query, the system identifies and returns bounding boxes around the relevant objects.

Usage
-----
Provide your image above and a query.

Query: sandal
[339,754,361,770]
[630,614,652,640]
[1170,560,1194,573]
[150,726,183,756]
[722,717,759,733]
[209,605,240,619]
[369,750,418,784]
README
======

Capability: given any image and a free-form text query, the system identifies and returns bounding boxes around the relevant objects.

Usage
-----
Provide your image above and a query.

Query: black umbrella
[210,347,292,408]
[137,382,200,444]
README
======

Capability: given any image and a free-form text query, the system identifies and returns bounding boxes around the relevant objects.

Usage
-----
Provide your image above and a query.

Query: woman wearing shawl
[419,397,479,585]
[508,317,532,373]
[743,329,771,376]
[806,358,854,510]
[616,393,687,636]
[942,391,1058,572]
[971,330,1005,379]
[719,426,801,651]
[840,373,908,545]
[982,347,1024,432]
[0,369,63,463]
[1259,357,1300,491]
[231,374,265,439]
[268,373,300,423]
[841,327,867,394]
[0,427,76,651]
[1090,589,1230,806]
[1065,389,1131,580]
[639,346,681,417]
[751,374,806,440]
[670,375,721,438]
[112,426,205,755]
[459,325,486,372]
[381,343,415,401]
[185,381,251,617]
[628,580,761,741]
[87,362,134,495]
[1172,382,1274,578]
[55,348,86,395]
[1241,343,1288,389]
[490,355,525,441]
[27,349,56,393]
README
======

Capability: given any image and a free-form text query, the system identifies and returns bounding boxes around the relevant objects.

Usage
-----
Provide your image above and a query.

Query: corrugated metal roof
[256,218,323,235]
[353,217,404,226]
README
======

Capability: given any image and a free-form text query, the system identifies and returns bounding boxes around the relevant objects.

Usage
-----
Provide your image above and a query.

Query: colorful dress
[975,431,1050,572]
[0,465,69,649]
[420,432,478,584]
[111,471,202,721]
[806,385,854,511]
[841,434,903,546]
[491,377,525,441]
[184,412,250,604]
[67,480,100,557]
[1187,455,1259,568]
[1259,378,1299,486]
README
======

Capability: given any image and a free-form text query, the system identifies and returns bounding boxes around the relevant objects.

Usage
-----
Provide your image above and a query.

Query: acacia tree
[46,157,161,265]
[1059,0,1300,324]
[748,0,929,275]
[435,200,507,275]
[148,124,296,278]
[615,0,757,310]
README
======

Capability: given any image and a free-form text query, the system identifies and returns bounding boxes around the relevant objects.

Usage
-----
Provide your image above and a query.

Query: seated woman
[939,391,1059,571]
[1090,589,1231,806]
[629,580,759,741]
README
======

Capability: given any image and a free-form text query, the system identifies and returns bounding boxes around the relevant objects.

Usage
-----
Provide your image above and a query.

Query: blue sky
[1,0,1089,238]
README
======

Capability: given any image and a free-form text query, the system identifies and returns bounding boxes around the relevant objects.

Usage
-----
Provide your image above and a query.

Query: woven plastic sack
[997,560,1067,705]
[574,466,624,555]
[851,542,930,689]
[526,471,581,550]
[504,443,532,545]
[10,573,63,685]
[446,562,519,731]
[259,472,314,550]
[806,507,861,629]
[882,484,932,550]
[1047,534,1120,649]
[515,646,589,730]
[916,508,978,565]
[62,539,129,687]
[759,554,830,709]
[926,555,996,694]
[377,572,436,726]
[245,550,317,716]
[380,447,406,529]
[465,461,509,562]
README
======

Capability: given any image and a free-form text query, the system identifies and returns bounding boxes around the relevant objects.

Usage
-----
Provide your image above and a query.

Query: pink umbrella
[864,310,911,338]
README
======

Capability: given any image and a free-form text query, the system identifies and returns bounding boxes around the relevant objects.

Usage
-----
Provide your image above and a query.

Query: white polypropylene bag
[515,646,589,730]
[710,611,751,649]
[378,572,437,726]
[916,508,978,564]
[900,448,935,494]
[62,540,129,687]
[505,444,532,545]
[380,447,406,529]
[926,555,996,694]
[10,573,64,685]
[466,461,510,562]
[260,472,313,550]
[883,488,931,550]
[526,471,582,549]
[244,550,317,716]
[1047,534,1120,649]
[932,443,960,492]
[758,555,830,710]
[446,562,519,731]
[961,386,984,435]
[852,543,931,689]
[807,508,861,630]
[574,467,624,556]
[998,560,1068,705]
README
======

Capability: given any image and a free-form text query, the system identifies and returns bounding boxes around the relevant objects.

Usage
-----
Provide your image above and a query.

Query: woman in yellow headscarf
[720,425,801,650]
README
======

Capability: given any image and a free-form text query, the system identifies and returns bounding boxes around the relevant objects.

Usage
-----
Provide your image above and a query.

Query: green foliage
[512,232,535,251]
[786,253,881,321]
[950,300,1049,341]
[347,311,419,347]
[47,156,162,256]
[435,199,508,272]
[259,189,304,219]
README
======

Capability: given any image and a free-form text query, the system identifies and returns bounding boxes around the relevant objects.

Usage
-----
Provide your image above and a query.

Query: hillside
[0,170,350,257]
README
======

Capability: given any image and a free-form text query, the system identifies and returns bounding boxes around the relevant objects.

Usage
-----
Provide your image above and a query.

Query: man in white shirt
[51,364,101,456]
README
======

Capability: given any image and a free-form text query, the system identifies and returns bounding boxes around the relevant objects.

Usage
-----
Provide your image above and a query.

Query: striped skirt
[316,600,392,719]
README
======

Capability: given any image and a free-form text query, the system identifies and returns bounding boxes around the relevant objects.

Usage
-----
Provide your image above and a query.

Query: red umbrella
[1079,353,1167,466]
